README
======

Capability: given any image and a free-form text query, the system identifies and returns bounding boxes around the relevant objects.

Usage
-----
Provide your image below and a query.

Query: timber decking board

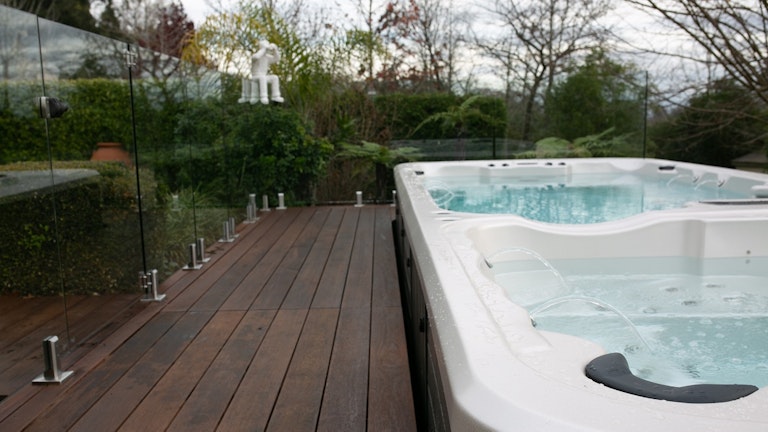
[265,307,338,431]
[0,294,137,397]
[68,310,215,432]
[0,206,416,432]
[281,207,345,310]
[372,205,403,309]
[21,311,185,432]
[318,306,371,432]
[118,310,246,431]
[163,209,286,313]
[341,207,375,310]
[214,308,308,432]
[218,208,313,311]
[186,207,292,312]
[166,308,277,431]
[311,208,360,309]
[369,205,417,431]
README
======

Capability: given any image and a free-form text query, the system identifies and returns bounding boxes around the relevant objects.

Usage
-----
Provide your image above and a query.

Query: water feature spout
[529,295,653,355]
[484,247,568,291]
[694,179,722,190]
[666,174,699,187]
[425,180,456,207]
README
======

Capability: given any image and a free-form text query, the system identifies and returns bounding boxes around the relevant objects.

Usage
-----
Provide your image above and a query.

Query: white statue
[238,40,284,104]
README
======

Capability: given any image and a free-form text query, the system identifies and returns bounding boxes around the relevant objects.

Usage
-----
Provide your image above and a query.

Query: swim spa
[393,158,768,431]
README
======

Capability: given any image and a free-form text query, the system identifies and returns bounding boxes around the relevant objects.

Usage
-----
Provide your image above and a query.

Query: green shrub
[373,93,506,140]
[157,101,333,206]
[532,129,641,159]
[0,161,159,296]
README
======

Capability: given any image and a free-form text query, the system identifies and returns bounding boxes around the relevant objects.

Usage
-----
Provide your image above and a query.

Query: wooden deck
[0,294,139,399]
[0,205,417,431]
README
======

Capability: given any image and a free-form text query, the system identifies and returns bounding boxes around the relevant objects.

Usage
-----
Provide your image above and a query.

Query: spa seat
[585,352,759,403]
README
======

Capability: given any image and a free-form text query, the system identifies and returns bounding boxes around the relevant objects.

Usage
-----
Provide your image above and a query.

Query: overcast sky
[177,0,683,63]
[176,0,706,97]
[181,0,218,25]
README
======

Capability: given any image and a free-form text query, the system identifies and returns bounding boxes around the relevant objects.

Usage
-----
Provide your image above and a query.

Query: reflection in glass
[0,5,70,396]
[0,4,225,397]
[36,17,141,360]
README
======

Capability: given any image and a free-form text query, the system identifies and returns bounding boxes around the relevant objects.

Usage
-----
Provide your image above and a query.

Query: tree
[196,2,315,90]
[2,0,97,31]
[194,0,351,140]
[413,94,506,158]
[627,0,768,106]
[137,2,193,58]
[377,0,465,92]
[652,79,767,166]
[338,140,420,200]
[346,0,388,88]
[479,0,612,140]
[545,51,646,142]
[376,0,421,89]
[137,1,196,80]
[102,0,196,80]
[0,3,36,82]
[94,0,124,40]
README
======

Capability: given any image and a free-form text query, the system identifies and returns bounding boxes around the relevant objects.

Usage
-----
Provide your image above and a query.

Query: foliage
[545,51,646,142]
[158,187,230,271]
[337,140,421,201]
[339,140,421,167]
[1,77,333,207]
[533,136,572,157]
[651,79,767,167]
[373,93,506,140]
[0,108,42,164]
[135,2,194,58]
[0,160,159,295]
[532,128,639,158]
[572,128,641,157]
[193,1,341,135]
[414,95,506,139]
[345,27,388,83]
[373,92,459,139]
[230,104,333,204]
[195,3,316,87]
[480,0,612,140]
[155,99,334,206]
[7,0,97,32]
[87,0,206,80]
[376,0,454,91]
[0,79,132,162]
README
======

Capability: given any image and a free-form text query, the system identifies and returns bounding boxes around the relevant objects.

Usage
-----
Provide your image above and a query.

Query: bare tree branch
[628,0,768,104]
[478,0,612,139]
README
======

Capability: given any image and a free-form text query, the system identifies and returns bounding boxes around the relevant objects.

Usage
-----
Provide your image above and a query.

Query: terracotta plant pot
[90,142,132,167]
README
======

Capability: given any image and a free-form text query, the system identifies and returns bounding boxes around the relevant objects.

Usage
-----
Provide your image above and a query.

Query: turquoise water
[496,257,768,387]
[427,173,750,223]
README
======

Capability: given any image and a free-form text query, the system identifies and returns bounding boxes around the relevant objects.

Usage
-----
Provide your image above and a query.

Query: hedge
[0,161,158,296]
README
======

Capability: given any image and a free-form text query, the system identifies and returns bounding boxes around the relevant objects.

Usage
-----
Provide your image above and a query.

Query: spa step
[585,353,758,404]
